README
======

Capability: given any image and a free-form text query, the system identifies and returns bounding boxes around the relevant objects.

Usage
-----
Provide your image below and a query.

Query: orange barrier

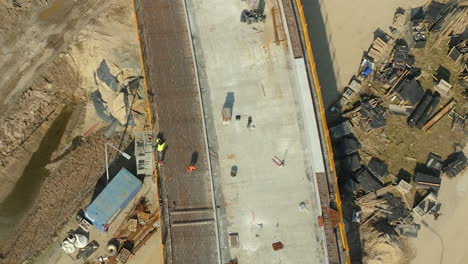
[130,1,165,263]
[294,0,350,263]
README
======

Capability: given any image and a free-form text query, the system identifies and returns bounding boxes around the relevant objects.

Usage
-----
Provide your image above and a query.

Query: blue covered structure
[84,168,142,231]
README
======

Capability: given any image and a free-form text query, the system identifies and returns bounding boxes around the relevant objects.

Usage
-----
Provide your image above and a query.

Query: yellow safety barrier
[130,1,165,263]
[294,0,350,263]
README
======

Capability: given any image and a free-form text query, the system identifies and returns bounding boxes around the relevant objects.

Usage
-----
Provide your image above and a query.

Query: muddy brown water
[0,106,73,242]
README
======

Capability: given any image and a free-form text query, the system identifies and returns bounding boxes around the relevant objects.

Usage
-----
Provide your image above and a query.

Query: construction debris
[393,41,409,69]
[360,96,386,130]
[272,241,284,251]
[426,152,444,175]
[395,78,424,104]
[422,99,456,131]
[413,172,441,190]
[388,104,413,116]
[395,179,412,195]
[416,92,441,129]
[240,0,266,25]
[61,231,99,261]
[434,79,453,98]
[443,151,467,177]
[76,241,99,260]
[333,2,467,262]
[341,153,362,173]
[354,167,383,193]
[368,37,391,63]
[103,196,160,263]
[410,6,427,48]
[367,157,388,182]
[127,219,138,232]
[449,109,467,131]
[396,223,421,237]
[359,58,375,78]
[425,1,450,30]
[117,248,132,263]
[407,90,436,127]
[330,120,353,139]
[413,192,440,217]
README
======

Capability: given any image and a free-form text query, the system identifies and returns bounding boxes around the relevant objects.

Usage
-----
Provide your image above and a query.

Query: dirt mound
[0,55,84,203]
[0,133,124,264]
[361,219,412,264]
[0,0,143,262]
[0,55,83,162]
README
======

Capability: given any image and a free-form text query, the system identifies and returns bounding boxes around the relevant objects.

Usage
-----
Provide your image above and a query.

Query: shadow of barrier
[292,0,351,263]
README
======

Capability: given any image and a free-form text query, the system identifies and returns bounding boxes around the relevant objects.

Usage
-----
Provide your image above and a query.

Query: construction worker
[156,137,166,153]
[187,165,196,173]
[157,141,166,153]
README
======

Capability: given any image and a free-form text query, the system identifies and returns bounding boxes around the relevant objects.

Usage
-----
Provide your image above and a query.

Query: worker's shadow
[190,151,198,166]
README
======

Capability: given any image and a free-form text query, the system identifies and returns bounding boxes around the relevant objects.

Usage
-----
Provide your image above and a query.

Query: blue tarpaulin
[84,168,142,231]
[362,67,372,77]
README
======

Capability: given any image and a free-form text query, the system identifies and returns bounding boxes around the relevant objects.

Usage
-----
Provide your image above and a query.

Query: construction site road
[134,0,220,263]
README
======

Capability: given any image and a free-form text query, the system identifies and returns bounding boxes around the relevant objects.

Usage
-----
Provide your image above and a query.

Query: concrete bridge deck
[134,0,349,263]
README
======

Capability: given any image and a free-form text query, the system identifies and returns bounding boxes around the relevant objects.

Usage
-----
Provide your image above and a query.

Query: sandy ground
[353,114,464,179]
[0,0,143,200]
[312,1,466,264]
[410,146,468,264]
[314,0,427,92]
[0,0,147,262]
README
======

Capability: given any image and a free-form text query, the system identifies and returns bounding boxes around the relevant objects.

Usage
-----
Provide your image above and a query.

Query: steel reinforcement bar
[130,0,165,263]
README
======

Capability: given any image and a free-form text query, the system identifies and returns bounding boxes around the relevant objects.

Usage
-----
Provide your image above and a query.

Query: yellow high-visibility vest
[157,143,166,152]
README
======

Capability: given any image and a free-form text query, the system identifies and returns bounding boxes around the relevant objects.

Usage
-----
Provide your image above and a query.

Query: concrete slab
[185,0,327,263]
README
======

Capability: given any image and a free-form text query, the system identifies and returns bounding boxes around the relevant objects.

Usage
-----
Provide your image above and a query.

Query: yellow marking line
[130,1,165,263]
[294,0,350,263]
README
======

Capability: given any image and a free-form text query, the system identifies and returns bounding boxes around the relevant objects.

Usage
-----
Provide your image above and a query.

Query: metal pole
[105,144,110,184]
[105,143,131,185]
[106,143,131,159]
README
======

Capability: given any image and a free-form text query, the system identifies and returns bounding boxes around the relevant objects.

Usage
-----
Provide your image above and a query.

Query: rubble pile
[329,1,468,263]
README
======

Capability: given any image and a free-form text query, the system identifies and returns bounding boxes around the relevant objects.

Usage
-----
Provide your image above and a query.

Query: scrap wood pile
[329,0,468,244]
[331,0,468,134]
[429,1,468,52]
[107,196,160,264]
[337,146,467,239]
[343,96,386,131]
[430,1,468,102]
